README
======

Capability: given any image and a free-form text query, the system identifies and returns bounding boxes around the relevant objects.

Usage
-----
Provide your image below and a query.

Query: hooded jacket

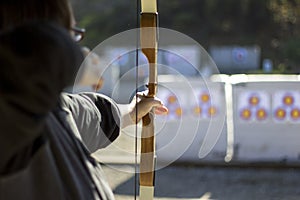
[0,22,120,200]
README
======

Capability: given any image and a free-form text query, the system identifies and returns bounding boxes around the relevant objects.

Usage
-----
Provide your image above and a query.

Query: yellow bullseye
[241,108,251,120]
[249,96,259,106]
[175,107,182,117]
[201,93,210,103]
[208,106,217,116]
[168,95,177,104]
[275,108,286,119]
[283,96,294,106]
[291,108,300,119]
[194,106,202,115]
[256,109,267,120]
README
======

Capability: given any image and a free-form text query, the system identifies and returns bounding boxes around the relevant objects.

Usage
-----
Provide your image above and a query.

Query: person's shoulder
[59,92,80,110]
[61,92,116,104]
[60,92,120,115]
[59,92,111,109]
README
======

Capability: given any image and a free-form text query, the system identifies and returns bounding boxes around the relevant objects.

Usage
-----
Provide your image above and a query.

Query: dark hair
[0,0,73,31]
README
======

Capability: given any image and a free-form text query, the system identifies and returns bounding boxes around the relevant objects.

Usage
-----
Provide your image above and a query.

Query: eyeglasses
[71,26,85,42]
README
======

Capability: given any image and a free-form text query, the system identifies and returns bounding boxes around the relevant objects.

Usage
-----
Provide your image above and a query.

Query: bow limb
[139,0,158,199]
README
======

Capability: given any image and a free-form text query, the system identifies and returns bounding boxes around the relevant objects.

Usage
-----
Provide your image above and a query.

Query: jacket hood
[0,22,84,168]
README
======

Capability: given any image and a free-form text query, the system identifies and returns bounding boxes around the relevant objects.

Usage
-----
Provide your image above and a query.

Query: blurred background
[70,1,300,199]
[72,0,299,74]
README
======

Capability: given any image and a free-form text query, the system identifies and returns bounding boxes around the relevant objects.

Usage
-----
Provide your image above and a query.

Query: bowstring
[134,0,140,199]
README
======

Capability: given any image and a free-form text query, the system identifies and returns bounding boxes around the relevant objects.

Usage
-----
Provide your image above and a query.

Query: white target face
[238,91,270,122]
[157,89,183,121]
[273,91,300,123]
[191,89,221,119]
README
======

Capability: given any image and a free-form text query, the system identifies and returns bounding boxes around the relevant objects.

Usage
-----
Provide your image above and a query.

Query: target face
[238,91,270,122]
[273,91,300,122]
[156,88,184,121]
[232,47,247,64]
[192,89,221,119]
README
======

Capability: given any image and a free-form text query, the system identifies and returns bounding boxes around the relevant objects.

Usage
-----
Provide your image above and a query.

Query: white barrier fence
[155,76,227,165]
[156,74,300,165]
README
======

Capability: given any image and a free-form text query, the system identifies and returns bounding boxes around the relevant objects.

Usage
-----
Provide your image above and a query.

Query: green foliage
[283,38,300,63]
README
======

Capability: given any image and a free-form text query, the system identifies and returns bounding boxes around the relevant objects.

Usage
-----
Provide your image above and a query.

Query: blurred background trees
[71,0,299,73]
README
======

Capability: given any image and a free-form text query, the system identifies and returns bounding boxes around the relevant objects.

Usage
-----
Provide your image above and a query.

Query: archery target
[238,91,270,122]
[192,89,221,119]
[273,91,300,123]
[232,47,248,64]
[156,88,183,120]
